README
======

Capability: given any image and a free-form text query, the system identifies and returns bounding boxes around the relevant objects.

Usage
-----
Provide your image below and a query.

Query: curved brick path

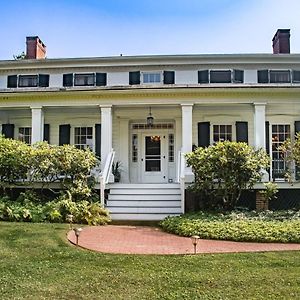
[67,225,300,255]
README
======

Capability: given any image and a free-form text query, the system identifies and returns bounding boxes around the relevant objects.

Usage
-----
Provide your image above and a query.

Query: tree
[186,141,269,210]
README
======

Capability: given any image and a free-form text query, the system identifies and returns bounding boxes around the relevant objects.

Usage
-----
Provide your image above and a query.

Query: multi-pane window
[168,134,174,162]
[74,73,95,86]
[7,74,50,88]
[271,124,290,180]
[132,134,138,162]
[270,71,290,83]
[213,125,232,143]
[142,72,161,84]
[74,127,93,150]
[18,127,32,144]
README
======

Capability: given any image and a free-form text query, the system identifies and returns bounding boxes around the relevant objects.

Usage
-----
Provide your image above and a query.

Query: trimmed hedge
[160,210,300,243]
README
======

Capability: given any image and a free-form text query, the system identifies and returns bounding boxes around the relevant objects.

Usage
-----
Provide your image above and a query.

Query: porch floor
[67,225,300,255]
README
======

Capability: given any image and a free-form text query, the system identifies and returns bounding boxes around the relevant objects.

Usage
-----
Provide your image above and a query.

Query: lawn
[0,222,299,300]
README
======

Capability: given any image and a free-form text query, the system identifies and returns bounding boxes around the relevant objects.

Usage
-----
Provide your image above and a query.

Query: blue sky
[0,0,299,59]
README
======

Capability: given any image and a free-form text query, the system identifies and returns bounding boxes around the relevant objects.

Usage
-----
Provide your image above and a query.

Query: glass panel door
[145,135,161,172]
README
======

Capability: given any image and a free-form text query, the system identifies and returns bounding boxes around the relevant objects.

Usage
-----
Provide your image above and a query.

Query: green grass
[0,222,299,300]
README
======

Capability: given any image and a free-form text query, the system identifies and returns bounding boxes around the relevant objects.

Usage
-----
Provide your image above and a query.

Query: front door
[141,133,167,183]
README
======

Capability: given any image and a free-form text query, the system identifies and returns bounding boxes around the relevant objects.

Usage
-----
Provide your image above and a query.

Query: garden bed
[160,210,300,243]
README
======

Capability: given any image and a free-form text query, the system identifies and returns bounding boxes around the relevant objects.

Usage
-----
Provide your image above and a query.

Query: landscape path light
[191,235,200,254]
[73,227,83,246]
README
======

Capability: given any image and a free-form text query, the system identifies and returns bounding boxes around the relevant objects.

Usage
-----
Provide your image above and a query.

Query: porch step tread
[108,194,181,201]
[110,213,181,221]
[109,189,180,195]
[107,201,181,207]
[109,207,181,213]
[107,183,180,189]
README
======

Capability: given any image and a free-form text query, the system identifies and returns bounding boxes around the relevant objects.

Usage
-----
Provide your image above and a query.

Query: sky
[0,0,299,60]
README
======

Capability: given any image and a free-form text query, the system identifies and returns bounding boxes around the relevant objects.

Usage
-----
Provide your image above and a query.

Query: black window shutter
[233,70,244,83]
[2,124,14,139]
[258,70,269,83]
[198,70,209,84]
[43,124,50,143]
[7,75,18,88]
[198,122,210,147]
[129,71,140,85]
[63,74,73,87]
[38,74,50,87]
[265,121,270,155]
[236,122,248,143]
[293,70,300,83]
[295,121,300,134]
[96,73,107,86]
[59,124,70,145]
[163,71,175,84]
[95,124,101,158]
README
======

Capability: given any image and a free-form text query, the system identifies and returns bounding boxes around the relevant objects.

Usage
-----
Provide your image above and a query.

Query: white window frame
[141,71,163,84]
[211,124,234,144]
[270,123,291,181]
[18,127,32,144]
[74,73,95,86]
[73,126,94,150]
[18,74,39,87]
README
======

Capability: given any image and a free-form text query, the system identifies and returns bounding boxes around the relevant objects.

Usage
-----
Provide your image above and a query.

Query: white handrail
[99,149,115,206]
[178,150,186,214]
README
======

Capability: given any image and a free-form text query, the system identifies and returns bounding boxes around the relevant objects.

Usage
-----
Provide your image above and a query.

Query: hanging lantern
[147,107,154,127]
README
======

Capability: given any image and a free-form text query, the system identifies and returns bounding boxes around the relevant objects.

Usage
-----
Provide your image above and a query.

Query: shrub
[160,210,300,243]
[186,141,269,210]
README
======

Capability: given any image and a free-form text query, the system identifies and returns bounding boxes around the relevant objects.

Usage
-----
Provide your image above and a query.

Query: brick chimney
[26,36,46,59]
[272,29,290,54]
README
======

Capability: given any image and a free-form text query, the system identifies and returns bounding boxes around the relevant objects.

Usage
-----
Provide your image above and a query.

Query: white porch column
[181,104,194,180]
[31,106,44,144]
[254,103,266,149]
[100,105,113,170]
[254,102,269,181]
[181,104,193,153]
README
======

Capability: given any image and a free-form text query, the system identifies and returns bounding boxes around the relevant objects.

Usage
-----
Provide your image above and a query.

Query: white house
[0,30,299,220]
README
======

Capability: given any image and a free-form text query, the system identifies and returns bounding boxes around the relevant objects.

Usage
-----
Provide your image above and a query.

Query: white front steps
[106,183,182,221]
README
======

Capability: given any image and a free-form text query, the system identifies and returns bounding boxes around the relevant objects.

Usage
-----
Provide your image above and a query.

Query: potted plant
[112,161,122,182]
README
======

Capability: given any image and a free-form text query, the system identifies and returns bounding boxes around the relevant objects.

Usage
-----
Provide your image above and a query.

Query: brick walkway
[67,225,300,255]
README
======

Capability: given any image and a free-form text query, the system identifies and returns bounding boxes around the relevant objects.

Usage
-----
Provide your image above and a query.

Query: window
[132,134,138,162]
[270,70,290,83]
[74,127,93,150]
[198,70,244,84]
[142,72,161,84]
[18,75,38,87]
[210,71,231,83]
[271,124,290,180]
[257,70,300,83]
[74,73,95,86]
[18,127,31,144]
[213,125,232,143]
[168,134,175,162]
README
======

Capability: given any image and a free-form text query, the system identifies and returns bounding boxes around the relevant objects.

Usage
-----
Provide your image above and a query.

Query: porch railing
[99,149,115,206]
[177,150,186,214]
